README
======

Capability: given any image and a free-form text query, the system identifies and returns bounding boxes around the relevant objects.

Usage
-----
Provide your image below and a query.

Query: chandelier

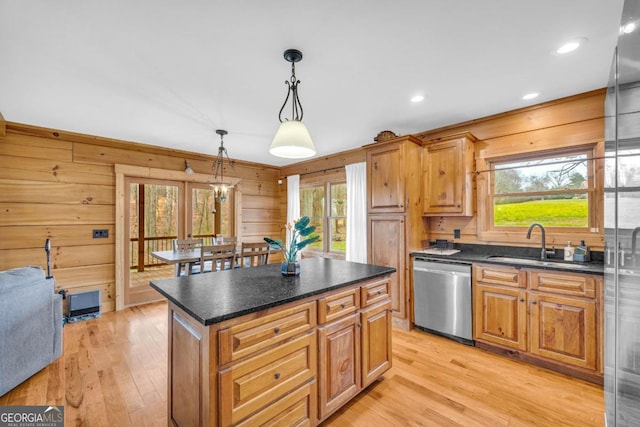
[270,48,316,159]
[208,129,240,204]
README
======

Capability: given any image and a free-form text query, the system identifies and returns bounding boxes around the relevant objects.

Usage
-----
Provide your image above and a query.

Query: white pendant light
[270,49,316,159]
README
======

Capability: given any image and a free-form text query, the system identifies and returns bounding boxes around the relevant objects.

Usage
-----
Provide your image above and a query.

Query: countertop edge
[410,251,604,275]
[151,262,396,326]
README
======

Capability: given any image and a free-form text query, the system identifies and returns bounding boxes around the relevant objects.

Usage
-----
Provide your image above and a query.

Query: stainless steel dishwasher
[413,258,473,345]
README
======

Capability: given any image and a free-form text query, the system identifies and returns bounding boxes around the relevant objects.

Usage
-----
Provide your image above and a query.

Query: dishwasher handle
[413,266,471,277]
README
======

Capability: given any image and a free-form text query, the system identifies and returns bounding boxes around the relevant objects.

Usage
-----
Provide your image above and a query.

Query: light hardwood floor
[0,301,605,426]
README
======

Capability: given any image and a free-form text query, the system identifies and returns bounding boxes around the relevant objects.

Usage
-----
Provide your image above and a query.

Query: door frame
[115,164,241,310]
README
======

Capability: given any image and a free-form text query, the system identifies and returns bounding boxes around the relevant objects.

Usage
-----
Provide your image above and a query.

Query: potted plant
[264,216,320,276]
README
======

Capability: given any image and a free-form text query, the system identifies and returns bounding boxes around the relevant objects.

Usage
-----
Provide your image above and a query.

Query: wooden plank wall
[414,89,606,249]
[0,123,282,312]
[0,89,606,312]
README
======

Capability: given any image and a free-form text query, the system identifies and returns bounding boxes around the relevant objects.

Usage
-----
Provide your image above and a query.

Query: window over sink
[491,151,590,227]
[477,145,602,243]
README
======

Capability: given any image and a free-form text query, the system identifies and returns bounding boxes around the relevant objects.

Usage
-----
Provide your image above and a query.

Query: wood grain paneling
[419,90,606,248]
[415,89,605,142]
[0,134,72,161]
[0,156,115,185]
[0,224,114,249]
[0,203,114,226]
[0,244,113,270]
[1,122,282,312]
[0,180,114,204]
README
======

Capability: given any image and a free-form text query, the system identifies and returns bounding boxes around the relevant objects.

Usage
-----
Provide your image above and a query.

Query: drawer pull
[340,303,346,309]
[274,327,280,334]
[274,372,281,380]
[377,290,382,295]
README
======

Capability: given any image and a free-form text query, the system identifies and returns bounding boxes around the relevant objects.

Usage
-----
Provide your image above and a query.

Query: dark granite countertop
[410,243,604,275]
[150,257,396,326]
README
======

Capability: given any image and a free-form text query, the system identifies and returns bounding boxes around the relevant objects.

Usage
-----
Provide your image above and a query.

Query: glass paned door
[187,183,234,242]
[126,178,183,306]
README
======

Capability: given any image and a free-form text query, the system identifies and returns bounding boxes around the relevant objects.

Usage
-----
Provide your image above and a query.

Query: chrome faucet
[526,223,552,260]
[632,226,640,265]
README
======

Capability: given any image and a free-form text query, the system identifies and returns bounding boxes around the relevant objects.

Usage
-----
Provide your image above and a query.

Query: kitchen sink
[485,256,596,271]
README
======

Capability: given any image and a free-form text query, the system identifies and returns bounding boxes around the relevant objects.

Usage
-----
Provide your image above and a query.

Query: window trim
[476,144,603,244]
[299,169,347,259]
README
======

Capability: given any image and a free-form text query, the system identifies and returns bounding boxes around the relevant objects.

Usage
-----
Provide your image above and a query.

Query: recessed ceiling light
[622,22,636,34]
[522,92,540,100]
[556,37,588,54]
[410,95,425,103]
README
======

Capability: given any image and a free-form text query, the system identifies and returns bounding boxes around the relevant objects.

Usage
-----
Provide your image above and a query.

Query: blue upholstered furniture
[0,266,63,396]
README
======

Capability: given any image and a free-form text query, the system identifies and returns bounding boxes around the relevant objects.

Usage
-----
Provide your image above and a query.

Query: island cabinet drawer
[219,331,317,426]
[318,287,360,324]
[219,302,316,365]
[360,279,390,308]
[474,264,526,288]
[235,381,316,427]
[529,271,596,298]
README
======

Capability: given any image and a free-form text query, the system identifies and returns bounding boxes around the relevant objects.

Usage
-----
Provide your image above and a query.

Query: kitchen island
[150,257,395,427]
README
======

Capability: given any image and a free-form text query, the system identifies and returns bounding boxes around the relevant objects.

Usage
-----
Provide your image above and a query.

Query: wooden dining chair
[190,244,236,274]
[237,242,270,268]
[173,238,203,276]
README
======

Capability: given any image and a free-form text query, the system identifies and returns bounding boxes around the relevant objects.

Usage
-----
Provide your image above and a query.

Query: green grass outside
[494,199,588,227]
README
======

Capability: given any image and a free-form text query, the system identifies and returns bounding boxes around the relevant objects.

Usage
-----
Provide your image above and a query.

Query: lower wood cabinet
[317,281,392,422]
[318,313,360,419]
[473,282,527,351]
[219,332,317,425]
[167,275,392,426]
[473,264,602,383]
[361,301,392,387]
[529,292,597,370]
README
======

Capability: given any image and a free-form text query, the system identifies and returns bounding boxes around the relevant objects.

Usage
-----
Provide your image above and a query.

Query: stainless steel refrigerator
[604,0,640,424]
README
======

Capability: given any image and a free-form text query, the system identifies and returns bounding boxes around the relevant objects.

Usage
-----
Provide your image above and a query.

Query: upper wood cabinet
[422,132,477,216]
[365,135,422,214]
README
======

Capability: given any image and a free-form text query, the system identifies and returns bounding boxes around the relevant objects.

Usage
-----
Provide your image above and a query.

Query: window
[300,173,347,258]
[487,148,595,230]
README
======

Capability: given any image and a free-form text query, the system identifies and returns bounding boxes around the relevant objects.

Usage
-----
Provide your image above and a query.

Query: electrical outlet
[454,229,461,239]
[93,229,109,238]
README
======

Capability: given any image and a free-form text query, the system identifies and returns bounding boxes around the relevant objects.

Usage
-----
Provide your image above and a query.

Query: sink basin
[485,256,596,271]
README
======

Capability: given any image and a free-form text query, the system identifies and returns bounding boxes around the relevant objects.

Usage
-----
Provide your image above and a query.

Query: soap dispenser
[564,241,574,261]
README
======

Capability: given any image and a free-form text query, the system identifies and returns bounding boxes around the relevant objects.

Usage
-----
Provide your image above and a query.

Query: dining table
[151,249,203,277]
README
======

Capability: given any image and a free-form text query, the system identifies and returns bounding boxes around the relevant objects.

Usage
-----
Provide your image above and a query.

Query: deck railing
[129,234,217,271]
[129,236,176,271]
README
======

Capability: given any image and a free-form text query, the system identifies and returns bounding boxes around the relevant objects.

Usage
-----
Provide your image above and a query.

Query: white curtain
[286,174,300,252]
[346,162,367,263]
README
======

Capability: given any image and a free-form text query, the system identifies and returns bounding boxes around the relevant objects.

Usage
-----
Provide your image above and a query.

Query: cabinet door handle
[357,323,362,328]
[519,298,525,302]
[531,301,537,304]
[274,372,281,380]
[274,327,280,334]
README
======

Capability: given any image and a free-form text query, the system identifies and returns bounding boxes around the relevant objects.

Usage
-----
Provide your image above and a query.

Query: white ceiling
[0,1,625,167]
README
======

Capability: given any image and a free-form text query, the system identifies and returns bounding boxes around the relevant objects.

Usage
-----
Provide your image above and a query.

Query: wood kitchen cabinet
[474,282,528,351]
[473,263,603,383]
[364,135,424,329]
[318,313,360,420]
[368,215,405,320]
[422,132,477,216]
[317,278,391,422]
[361,300,392,387]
